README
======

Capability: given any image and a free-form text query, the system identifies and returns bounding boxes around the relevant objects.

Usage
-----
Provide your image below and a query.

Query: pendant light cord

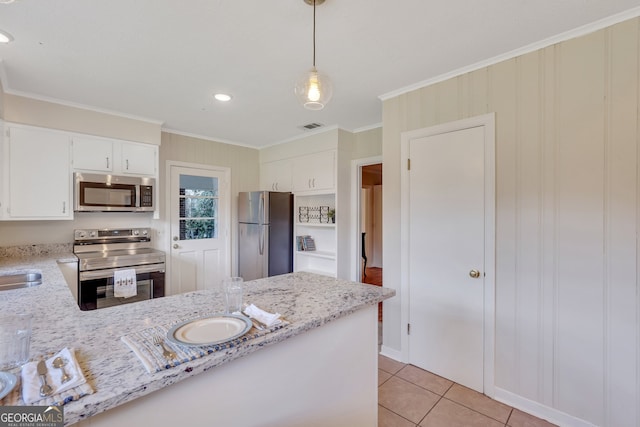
[313,0,316,68]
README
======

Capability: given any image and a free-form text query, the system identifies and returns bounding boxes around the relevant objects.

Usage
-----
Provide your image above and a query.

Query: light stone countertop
[0,253,395,425]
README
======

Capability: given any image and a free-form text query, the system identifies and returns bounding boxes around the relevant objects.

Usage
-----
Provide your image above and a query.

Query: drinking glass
[223,277,243,314]
[0,313,32,370]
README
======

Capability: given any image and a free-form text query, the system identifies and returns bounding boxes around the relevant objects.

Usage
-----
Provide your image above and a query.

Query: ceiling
[1,1,640,148]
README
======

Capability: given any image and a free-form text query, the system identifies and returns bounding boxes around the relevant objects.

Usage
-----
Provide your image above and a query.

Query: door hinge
[407,158,411,170]
[407,323,411,335]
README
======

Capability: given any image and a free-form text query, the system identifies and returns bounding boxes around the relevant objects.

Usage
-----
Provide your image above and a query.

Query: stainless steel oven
[73,228,165,311]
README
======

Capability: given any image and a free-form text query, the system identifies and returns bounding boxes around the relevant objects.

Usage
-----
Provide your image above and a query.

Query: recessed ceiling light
[214,93,232,102]
[0,29,14,43]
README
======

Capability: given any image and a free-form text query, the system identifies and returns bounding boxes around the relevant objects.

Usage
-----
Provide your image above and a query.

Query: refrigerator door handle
[259,192,265,223]
[259,225,265,255]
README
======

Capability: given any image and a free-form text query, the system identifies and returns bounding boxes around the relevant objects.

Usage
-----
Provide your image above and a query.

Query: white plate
[0,371,18,400]
[167,314,252,347]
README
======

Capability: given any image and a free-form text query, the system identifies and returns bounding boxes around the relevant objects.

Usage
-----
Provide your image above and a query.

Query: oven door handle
[79,264,165,281]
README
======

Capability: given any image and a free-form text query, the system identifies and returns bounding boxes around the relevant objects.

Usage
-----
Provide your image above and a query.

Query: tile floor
[378,355,558,427]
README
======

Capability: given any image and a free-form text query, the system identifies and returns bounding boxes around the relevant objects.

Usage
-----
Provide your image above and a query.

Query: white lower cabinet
[4,126,72,220]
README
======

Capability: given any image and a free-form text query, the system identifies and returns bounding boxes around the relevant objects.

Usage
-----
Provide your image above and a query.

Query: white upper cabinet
[121,142,157,176]
[72,136,157,176]
[260,158,292,191]
[292,150,335,192]
[5,125,73,220]
[72,136,113,172]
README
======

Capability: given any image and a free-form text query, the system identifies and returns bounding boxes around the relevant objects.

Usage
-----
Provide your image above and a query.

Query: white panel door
[169,165,230,295]
[408,125,486,392]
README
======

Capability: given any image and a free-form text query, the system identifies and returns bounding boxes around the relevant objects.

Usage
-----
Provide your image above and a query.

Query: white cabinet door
[292,151,335,192]
[121,142,157,176]
[260,159,292,191]
[7,126,72,219]
[72,137,157,176]
[72,136,113,172]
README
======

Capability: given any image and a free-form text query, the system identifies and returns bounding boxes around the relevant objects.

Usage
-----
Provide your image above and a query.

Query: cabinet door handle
[62,201,66,214]
[275,183,279,191]
[312,178,315,188]
[126,159,129,170]
[308,179,311,188]
[106,157,110,169]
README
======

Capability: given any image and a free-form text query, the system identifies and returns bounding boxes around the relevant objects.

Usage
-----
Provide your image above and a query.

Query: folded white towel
[243,304,282,328]
[21,348,87,404]
[114,268,137,298]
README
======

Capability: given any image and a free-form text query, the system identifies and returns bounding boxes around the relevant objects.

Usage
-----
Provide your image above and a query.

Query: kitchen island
[0,252,394,426]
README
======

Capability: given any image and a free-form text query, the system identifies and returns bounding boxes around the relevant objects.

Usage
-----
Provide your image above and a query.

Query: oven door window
[79,272,163,311]
[80,182,136,208]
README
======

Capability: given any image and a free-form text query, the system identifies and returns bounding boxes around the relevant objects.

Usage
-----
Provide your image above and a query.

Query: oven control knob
[77,231,86,238]
[133,230,139,236]
[142,230,148,235]
[89,231,96,238]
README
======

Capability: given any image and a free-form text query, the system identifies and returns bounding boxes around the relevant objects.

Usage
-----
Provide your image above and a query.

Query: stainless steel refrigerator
[238,191,293,281]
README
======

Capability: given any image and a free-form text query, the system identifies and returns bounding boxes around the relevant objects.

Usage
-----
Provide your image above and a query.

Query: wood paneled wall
[382,18,639,427]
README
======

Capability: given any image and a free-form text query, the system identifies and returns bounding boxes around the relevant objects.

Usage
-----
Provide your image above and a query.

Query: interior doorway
[358,162,383,321]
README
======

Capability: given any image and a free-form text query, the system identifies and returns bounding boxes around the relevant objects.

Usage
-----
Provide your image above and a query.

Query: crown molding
[2,84,164,125]
[161,127,257,149]
[379,6,640,101]
[352,122,382,133]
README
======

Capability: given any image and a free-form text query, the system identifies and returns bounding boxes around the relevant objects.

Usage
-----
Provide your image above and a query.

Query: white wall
[352,127,382,160]
[382,17,640,427]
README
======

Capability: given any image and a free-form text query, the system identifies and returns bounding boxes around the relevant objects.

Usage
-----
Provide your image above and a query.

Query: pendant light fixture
[295,0,333,110]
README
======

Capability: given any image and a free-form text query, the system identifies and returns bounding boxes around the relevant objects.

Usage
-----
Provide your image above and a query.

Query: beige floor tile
[420,398,505,427]
[396,365,454,395]
[444,383,512,423]
[379,369,393,386]
[378,405,417,427]
[379,354,406,374]
[379,377,440,424]
[507,409,558,427]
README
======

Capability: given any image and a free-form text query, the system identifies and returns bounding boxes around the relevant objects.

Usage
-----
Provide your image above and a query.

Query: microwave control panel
[140,185,154,207]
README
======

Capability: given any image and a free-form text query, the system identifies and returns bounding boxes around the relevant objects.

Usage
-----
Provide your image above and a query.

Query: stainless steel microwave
[74,173,155,212]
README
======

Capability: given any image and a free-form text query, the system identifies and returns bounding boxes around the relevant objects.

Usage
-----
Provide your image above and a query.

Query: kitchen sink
[0,272,42,291]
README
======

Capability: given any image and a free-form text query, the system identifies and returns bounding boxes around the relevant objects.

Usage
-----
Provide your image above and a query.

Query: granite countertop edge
[0,254,395,425]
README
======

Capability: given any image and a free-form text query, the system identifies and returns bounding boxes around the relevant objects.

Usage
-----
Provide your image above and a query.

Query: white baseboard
[379,345,405,363]
[493,387,598,427]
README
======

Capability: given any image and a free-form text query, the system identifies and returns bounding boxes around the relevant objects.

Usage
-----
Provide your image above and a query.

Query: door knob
[173,244,179,249]
[469,269,481,279]
[173,236,179,241]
